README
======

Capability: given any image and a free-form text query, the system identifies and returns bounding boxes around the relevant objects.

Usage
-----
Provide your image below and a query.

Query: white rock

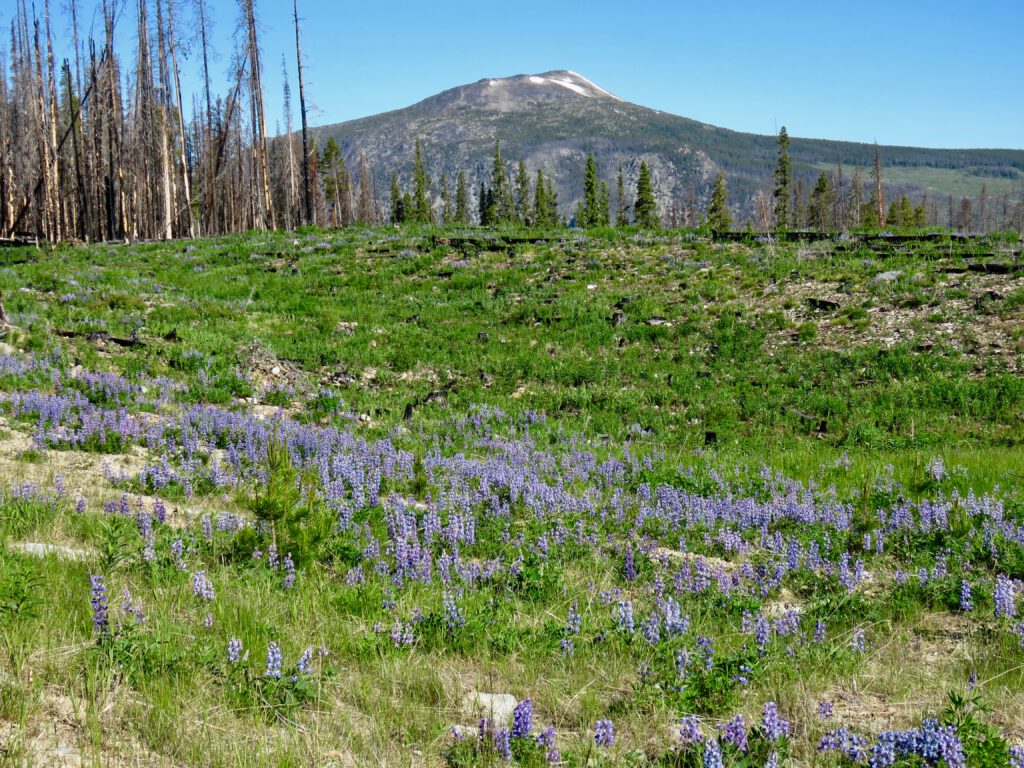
[870,270,902,285]
[460,692,518,726]
[9,542,90,561]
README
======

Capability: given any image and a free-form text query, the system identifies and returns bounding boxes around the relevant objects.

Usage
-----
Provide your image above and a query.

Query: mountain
[312,70,1024,222]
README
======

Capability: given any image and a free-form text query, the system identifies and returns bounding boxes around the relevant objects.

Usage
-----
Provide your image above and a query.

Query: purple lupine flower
[851,627,866,653]
[268,543,279,569]
[566,601,582,634]
[755,612,771,655]
[960,580,974,612]
[764,751,780,768]
[819,700,834,719]
[390,620,414,647]
[283,553,296,589]
[443,591,465,632]
[819,727,869,760]
[492,727,511,761]
[594,719,615,747]
[76,496,87,514]
[560,637,574,656]
[641,612,661,645]
[227,638,243,663]
[536,725,559,764]
[617,601,634,634]
[1010,745,1024,768]
[192,570,215,601]
[296,646,313,675]
[702,737,723,768]
[718,714,748,752]
[676,648,690,679]
[511,698,533,739]
[995,574,1017,618]
[265,642,283,678]
[813,620,827,644]
[761,702,790,741]
[623,547,637,581]
[679,715,703,744]
[90,575,109,636]
[119,588,145,623]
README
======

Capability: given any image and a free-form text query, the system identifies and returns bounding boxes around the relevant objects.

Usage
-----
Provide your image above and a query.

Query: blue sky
[7,0,1022,149]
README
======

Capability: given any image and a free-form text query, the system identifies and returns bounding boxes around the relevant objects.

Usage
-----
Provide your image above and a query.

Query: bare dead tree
[293,0,312,226]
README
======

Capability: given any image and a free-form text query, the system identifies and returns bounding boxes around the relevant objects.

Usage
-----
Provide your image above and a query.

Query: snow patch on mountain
[548,76,589,97]
[566,71,624,101]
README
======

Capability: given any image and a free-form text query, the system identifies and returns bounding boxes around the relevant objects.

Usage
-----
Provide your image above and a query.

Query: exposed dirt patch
[243,340,306,390]
[0,417,225,528]
[761,271,1024,372]
[0,686,173,767]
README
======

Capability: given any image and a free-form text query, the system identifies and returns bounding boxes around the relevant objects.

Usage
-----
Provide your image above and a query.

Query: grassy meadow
[0,227,1023,766]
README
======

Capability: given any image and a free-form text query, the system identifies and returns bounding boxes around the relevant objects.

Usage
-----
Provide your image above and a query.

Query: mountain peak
[511,71,624,101]
[442,70,624,112]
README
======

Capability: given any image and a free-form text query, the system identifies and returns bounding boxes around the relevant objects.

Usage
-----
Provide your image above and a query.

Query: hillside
[313,70,1024,221]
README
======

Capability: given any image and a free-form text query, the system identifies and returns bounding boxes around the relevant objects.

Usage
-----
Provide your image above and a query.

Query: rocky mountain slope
[313,70,1024,221]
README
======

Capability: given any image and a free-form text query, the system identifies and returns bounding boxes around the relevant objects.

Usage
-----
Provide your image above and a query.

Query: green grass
[812,163,1020,200]
[0,226,1022,766]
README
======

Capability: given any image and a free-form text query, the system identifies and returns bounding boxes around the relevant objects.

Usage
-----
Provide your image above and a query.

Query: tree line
[0,0,385,243]
[386,139,661,229]
[381,130,1022,234]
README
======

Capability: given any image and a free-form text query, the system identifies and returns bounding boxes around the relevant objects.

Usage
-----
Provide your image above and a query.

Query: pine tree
[577,153,600,228]
[633,160,659,228]
[598,181,610,227]
[514,160,530,225]
[706,171,732,232]
[863,175,883,229]
[773,126,792,230]
[389,170,405,224]
[488,140,514,225]
[912,202,927,228]
[440,172,452,225]
[808,172,834,232]
[615,165,628,227]
[478,182,490,226]
[454,171,469,224]
[534,169,548,227]
[410,138,430,224]
[320,137,344,226]
[545,174,559,226]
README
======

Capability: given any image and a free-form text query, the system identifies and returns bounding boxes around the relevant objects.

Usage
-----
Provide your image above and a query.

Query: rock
[460,692,518,727]
[869,270,902,285]
[9,542,90,561]
[807,297,841,311]
[647,317,673,327]
[0,341,16,355]
[53,743,82,768]
[450,724,476,740]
